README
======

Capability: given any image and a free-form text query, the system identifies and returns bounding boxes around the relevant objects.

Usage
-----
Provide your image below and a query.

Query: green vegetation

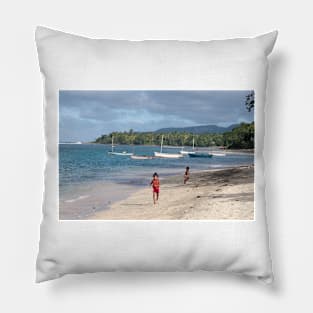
[223,122,254,149]
[94,122,254,149]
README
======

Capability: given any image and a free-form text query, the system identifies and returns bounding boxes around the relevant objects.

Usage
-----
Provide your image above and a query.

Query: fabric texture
[35,26,277,283]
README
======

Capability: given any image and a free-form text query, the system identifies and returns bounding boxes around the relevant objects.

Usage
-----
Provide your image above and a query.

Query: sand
[89,166,254,220]
[59,182,140,220]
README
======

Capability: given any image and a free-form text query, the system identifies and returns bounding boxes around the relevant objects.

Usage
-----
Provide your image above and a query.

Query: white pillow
[35,26,277,283]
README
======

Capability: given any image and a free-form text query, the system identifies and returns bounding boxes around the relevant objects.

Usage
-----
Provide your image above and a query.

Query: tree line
[94,122,254,149]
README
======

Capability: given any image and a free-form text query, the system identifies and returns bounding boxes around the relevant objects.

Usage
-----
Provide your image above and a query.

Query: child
[150,172,160,204]
[184,166,190,184]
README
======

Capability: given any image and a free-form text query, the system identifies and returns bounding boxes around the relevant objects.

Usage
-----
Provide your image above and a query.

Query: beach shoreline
[88,165,254,220]
[59,181,141,220]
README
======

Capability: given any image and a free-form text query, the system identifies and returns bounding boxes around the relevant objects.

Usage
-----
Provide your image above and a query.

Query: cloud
[59,90,254,142]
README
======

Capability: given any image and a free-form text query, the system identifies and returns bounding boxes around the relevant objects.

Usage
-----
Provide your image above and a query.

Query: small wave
[65,195,90,203]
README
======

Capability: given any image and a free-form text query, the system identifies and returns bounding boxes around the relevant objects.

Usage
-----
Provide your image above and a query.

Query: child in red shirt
[150,172,160,204]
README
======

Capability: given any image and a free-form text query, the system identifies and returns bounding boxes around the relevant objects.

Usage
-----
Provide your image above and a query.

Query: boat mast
[192,137,195,150]
[111,135,114,153]
[160,135,164,153]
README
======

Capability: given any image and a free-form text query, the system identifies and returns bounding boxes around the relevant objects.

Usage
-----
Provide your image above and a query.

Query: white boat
[108,136,133,156]
[109,151,133,156]
[180,137,196,155]
[131,155,154,160]
[154,151,183,158]
[180,149,196,155]
[154,135,183,159]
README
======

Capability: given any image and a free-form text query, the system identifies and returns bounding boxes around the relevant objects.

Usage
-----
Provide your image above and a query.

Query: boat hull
[108,152,133,156]
[131,155,153,160]
[189,153,213,158]
[180,150,195,155]
[154,152,183,159]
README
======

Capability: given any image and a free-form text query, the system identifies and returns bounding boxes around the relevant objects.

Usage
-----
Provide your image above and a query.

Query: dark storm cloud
[59,90,254,142]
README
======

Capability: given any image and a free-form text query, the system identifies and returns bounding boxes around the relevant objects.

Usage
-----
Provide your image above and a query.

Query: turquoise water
[59,144,254,193]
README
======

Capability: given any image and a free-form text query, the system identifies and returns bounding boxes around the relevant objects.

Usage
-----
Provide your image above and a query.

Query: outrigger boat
[189,152,213,158]
[180,137,196,155]
[108,136,133,156]
[131,155,154,160]
[154,135,183,159]
[109,151,133,156]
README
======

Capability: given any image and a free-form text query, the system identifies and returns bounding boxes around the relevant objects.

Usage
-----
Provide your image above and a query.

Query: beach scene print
[59,90,255,220]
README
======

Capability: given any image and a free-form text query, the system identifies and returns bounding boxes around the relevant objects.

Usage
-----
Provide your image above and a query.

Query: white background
[1,0,312,312]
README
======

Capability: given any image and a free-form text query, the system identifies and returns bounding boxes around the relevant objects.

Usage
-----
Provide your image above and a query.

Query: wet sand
[89,166,254,220]
[59,182,140,220]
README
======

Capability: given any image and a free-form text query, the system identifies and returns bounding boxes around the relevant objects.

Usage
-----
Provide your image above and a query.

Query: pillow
[35,26,277,283]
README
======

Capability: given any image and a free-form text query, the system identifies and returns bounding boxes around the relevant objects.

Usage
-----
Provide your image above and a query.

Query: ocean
[59,143,254,219]
[60,144,253,189]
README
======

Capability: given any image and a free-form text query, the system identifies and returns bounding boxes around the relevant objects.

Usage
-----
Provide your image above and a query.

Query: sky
[59,90,254,142]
